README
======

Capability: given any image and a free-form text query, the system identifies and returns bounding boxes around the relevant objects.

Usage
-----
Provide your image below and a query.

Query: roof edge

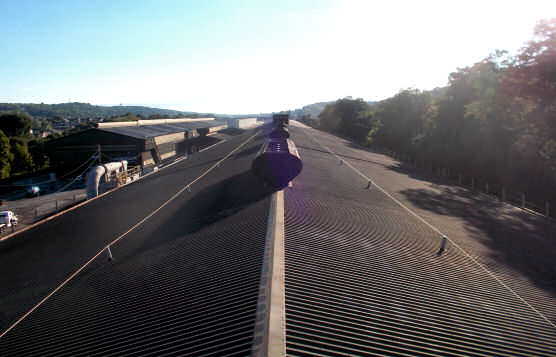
[96,118,215,128]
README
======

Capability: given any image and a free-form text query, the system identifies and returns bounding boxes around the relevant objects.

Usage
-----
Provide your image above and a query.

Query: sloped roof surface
[283,125,556,355]
[1,123,555,356]
[99,120,225,139]
[0,130,271,355]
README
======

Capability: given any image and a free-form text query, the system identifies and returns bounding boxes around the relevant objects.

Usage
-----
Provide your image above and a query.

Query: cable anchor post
[105,246,114,262]
[437,235,447,256]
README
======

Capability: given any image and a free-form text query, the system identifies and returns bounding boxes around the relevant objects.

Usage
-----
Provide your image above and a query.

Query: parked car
[26,185,40,197]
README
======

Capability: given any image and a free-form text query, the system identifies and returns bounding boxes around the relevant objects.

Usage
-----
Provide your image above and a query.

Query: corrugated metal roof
[99,120,225,139]
[0,130,271,356]
[283,125,556,356]
[2,124,556,355]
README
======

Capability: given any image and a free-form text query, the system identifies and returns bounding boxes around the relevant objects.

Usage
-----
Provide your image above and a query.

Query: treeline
[0,104,216,179]
[103,112,213,122]
[314,19,556,202]
[0,102,191,120]
[0,111,213,180]
[0,112,50,179]
[292,101,335,121]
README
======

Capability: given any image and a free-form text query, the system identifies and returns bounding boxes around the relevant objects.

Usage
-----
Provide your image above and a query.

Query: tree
[28,139,50,171]
[426,59,507,175]
[148,113,170,119]
[63,122,95,136]
[10,142,34,175]
[0,130,13,179]
[370,89,435,155]
[0,112,33,137]
[318,102,342,132]
[496,18,556,192]
[318,97,373,143]
[41,120,53,131]
[311,19,556,207]
[301,114,317,127]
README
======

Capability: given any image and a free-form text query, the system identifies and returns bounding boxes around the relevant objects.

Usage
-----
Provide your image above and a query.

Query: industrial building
[1,124,556,355]
[224,117,259,129]
[49,118,225,169]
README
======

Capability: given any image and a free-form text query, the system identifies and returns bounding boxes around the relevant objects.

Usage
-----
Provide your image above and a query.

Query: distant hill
[1,100,385,122]
[289,101,333,119]
[0,102,200,119]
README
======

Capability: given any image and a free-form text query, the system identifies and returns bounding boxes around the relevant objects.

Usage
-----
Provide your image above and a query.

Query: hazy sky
[1,0,555,114]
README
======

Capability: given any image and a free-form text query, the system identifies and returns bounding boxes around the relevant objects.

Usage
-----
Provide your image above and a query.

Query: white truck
[0,211,18,233]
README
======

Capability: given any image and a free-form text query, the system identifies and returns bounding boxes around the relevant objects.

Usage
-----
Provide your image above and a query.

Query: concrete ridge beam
[252,189,286,357]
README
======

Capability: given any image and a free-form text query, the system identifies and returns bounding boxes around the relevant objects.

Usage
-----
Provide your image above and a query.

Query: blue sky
[1,0,555,114]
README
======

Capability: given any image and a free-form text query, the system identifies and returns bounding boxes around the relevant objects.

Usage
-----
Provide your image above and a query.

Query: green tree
[370,89,435,155]
[41,119,53,131]
[312,19,556,207]
[426,58,507,176]
[11,142,35,175]
[0,130,13,179]
[301,114,317,127]
[48,132,63,140]
[64,122,95,136]
[149,113,170,119]
[318,97,373,143]
[318,102,341,132]
[28,139,50,170]
[0,112,33,137]
[495,19,556,194]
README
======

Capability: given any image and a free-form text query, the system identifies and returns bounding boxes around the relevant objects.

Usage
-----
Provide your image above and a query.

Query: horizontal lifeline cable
[303,128,556,329]
[100,151,144,162]
[17,158,99,207]
[51,157,99,194]
[0,129,262,340]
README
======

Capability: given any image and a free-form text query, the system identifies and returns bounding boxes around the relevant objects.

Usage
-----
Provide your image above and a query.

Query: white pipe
[102,160,127,172]
[86,161,128,199]
[86,166,105,199]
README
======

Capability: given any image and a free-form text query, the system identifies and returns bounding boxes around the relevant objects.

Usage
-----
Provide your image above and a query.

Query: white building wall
[227,118,259,129]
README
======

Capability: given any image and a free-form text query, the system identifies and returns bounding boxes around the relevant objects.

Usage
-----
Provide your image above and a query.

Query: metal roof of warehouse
[98,120,225,140]
[1,124,555,355]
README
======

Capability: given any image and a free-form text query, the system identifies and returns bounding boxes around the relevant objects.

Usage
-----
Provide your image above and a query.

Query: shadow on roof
[397,183,556,298]
[117,168,274,259]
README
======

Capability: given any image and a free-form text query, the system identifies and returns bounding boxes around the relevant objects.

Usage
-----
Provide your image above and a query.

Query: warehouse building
[49,118,225,169]
[224,117,260,129]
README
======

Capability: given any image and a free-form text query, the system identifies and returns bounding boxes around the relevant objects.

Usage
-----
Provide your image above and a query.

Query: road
[0,188,86,237]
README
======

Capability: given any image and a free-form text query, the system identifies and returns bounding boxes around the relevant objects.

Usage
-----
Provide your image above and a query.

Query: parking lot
[0,188,86,237]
